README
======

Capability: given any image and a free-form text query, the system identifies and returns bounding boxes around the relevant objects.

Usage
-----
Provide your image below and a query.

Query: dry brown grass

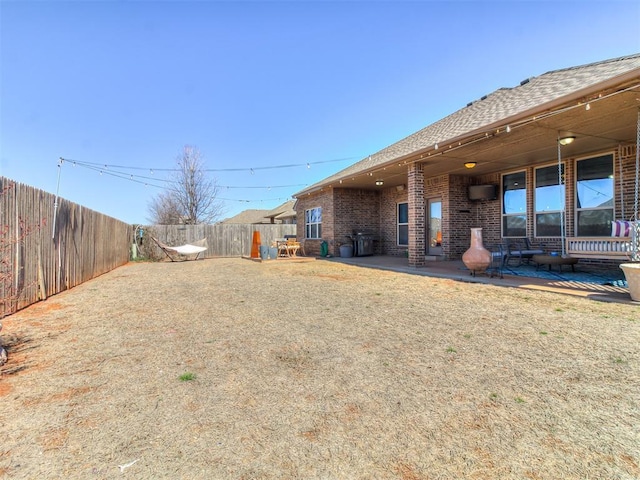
[0,258,639,479]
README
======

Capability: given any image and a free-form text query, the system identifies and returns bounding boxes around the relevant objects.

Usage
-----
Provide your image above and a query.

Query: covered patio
[321,254,634,304]
[294,54,640,271]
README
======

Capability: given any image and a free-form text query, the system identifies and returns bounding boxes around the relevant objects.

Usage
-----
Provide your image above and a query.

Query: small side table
[532,254,579,272]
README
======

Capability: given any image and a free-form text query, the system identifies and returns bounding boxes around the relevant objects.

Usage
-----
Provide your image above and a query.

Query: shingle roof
[296,54,640,195]
[266,200,296,219]
[220,209,271,224]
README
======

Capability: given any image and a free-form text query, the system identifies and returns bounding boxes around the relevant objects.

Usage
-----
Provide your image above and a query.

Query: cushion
[611,220,631,237]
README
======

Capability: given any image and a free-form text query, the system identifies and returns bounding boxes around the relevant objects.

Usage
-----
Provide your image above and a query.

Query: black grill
[348,232,375,256]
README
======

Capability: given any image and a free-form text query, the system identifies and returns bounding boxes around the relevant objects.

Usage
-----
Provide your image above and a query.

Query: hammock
[152,237,208,261]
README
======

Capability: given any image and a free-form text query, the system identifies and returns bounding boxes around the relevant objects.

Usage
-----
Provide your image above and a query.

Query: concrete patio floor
[320,255,637,305]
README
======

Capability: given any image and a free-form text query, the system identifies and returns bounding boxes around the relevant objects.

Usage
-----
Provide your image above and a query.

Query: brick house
[293,54,640,267]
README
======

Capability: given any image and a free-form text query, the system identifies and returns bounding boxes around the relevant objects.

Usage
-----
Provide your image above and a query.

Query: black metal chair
[504,238,544,266]
[487,243,506,278]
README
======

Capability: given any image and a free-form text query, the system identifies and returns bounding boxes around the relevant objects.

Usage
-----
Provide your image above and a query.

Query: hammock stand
[151,237,208,262]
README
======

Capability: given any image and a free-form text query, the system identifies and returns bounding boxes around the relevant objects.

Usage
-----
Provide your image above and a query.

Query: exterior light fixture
[464,162,477,169]
[558,136,576,146]
[375,180,384,186]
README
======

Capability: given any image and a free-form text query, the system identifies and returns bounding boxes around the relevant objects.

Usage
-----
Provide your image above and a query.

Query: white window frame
[305,206,322,239]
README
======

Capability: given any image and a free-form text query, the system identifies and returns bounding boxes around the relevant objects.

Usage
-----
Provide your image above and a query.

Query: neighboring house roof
[265,200,297,221]
[220,209,271,224]
[295,54,640,196]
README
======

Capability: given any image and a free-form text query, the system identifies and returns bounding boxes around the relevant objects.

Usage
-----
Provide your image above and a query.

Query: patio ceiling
[322,83,640,191]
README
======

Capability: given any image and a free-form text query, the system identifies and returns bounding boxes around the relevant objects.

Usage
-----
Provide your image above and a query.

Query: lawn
[1,258,638,479]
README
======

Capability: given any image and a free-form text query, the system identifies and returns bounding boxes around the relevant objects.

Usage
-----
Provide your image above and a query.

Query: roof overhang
[295,68,640,197]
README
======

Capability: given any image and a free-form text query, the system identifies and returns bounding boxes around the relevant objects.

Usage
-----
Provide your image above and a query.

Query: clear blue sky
[1,0,638,225]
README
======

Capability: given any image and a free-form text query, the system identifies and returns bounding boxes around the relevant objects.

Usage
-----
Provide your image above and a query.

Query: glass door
[427,198,443,256]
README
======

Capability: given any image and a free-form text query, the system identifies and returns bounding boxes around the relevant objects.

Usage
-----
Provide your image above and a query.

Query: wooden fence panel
[142,223,296,259]
[1,175,296,316]
[1,177,132,317]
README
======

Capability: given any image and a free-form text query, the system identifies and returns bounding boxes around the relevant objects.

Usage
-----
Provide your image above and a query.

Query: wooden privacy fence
[141,224,297,259]
[1,177,132,318]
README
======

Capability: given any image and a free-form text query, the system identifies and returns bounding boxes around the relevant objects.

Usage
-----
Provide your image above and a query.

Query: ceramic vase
[462,227,492,274]
[620,263,640,301]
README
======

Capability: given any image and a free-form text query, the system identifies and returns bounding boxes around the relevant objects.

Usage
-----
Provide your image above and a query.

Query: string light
[57,157,310,205]
[60,156,356,173]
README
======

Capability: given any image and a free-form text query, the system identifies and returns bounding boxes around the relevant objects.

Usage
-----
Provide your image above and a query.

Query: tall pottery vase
[620,263,640,301]
[462,227,492,275]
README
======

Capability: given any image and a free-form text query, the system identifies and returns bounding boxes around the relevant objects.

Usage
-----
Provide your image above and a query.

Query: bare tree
[147,191,183,225]
[148,146,225,224]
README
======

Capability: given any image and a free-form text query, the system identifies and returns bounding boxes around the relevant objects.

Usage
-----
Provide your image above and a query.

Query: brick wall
[464,172,501,254]
[334,188,380,254]
[618,144,638,221]
[408,163,425,266]
[380,186,408,256]
[295,190,334,257]
[295,144,638,261]
[295,188,380,257]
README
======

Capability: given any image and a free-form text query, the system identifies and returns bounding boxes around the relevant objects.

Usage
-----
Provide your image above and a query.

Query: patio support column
[408,162,426,267]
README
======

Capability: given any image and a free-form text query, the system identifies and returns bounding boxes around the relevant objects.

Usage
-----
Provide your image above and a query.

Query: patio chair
[504,238,544,266]
[486,243,506,278]
[151,236,208,262]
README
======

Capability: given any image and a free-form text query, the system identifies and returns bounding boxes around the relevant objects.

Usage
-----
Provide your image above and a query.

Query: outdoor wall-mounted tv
[468,184,497,201]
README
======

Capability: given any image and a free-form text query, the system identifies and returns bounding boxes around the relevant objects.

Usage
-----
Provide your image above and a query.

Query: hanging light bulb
[506,125,511,133]
[434,143,439,150]
[306,163,310,169]
[585,103,591,111]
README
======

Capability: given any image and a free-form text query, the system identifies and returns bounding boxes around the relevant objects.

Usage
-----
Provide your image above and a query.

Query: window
[397,202,408,246]
[305,207,322,239]
[535,164,565,237]
[502,171,527,237]
[576,154,614,236]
